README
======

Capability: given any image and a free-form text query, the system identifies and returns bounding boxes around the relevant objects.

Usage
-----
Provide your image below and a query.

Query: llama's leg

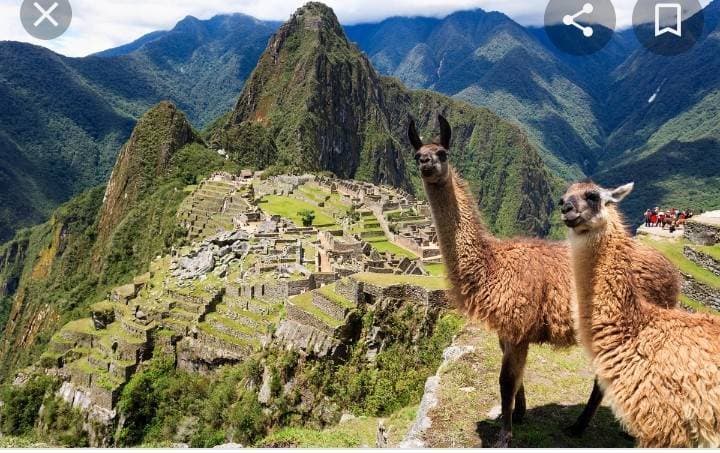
[497,339,526,423]
[513,383,527,424]
[495,341,529,447]
[565,377,604,437]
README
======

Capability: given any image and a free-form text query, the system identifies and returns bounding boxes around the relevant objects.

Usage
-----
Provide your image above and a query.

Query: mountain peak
[93,102,198,263]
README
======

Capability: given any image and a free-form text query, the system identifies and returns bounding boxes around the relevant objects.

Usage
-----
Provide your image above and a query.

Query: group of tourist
[643,207,694,230]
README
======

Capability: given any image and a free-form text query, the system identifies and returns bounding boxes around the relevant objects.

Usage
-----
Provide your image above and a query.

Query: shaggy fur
[410,116,681,446]
[563,181,720,447]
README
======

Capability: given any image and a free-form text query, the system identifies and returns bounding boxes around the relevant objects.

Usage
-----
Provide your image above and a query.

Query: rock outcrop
[93,101,199,265]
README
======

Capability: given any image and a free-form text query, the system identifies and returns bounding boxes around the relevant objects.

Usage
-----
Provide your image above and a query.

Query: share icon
[563,3,595,37]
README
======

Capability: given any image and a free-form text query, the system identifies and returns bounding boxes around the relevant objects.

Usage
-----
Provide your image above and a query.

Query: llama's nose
[561,202,575,214]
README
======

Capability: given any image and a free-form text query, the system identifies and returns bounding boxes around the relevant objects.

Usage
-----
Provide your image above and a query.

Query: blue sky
[0,0,711,57]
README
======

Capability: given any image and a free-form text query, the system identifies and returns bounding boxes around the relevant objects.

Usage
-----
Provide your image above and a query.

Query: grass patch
[257,405,417,447]
[196,322,260,348]
[62,318,97,335]
[680,294,720,315]
[366,239,418,258]
[259,195,336,228]
[289,292,342,328]
[423,263,446,276]
[318,284,356,309]
[425,325,633,447]
[353,273,448,290]
[696,244,720,262]
[639,237,720,289]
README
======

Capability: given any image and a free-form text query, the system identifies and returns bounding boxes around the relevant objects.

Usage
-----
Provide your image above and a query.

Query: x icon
[33,2,59,27]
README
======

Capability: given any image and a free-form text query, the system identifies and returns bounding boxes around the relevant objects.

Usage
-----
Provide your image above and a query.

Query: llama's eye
[558,198,565,206]
[585,191,600,202]
[414,153,421,162]
[437,150,448,162]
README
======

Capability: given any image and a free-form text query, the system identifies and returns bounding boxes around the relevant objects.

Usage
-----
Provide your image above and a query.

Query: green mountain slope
[595,1,720,216]
[346,10,610,180]
[0,102,238,379]
[214,2,559,237]
[0,15,275,243]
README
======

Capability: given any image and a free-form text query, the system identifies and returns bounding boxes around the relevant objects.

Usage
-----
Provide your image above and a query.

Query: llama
[562,180,720,447]
[409,115,681,446]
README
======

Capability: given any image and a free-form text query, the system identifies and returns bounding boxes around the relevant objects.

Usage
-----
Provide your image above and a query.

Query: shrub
[0,375,55,436]
[298,210,316,227]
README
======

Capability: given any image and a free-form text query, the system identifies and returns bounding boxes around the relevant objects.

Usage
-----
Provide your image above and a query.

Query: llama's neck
[423,168,495,289]
[569,207,646,357]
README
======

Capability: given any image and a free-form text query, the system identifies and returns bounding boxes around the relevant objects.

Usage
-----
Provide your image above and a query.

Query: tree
[298,210,316,227]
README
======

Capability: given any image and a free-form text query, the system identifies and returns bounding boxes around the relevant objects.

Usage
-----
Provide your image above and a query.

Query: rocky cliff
[93,102,199,265]
[213,3,409,189]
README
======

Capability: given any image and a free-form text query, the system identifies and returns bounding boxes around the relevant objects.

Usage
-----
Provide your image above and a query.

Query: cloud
[0,0,711,57]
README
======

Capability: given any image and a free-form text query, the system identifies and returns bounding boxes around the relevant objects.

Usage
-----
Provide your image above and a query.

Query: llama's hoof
[563,423,586,438]
[493,431,512,448]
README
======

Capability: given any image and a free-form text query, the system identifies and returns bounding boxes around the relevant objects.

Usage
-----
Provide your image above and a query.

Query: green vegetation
[423,263,446,276]
[258,405,417,447]
[0,374,56,436]
[298,209,316,227]
[259,195,336,228]
[117,355,267,447]
[289,292,343,328]
[353,272,448,290]
[38,396,89,447]
[697,244,720,262]
[680,295,720,315]
[0,137,240,379]
[318,284,355,309]
[639,237,720,289]
[365,238,418,258]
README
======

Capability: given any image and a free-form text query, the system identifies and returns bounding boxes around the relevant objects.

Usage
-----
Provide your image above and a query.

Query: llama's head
[560,181,634,234]
[408,115,451,185]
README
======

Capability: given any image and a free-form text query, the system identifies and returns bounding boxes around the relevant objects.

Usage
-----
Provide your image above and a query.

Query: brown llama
[409,115,681,447]
[562,181,720,447]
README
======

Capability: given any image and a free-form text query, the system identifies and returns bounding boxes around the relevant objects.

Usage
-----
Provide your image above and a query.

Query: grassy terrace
[197,322,261,348]
[318,283,355,309]
[423,263,446,276]
[62,318,97,335]
[353,272,448,290]
[680,294,720,315]
[365,238,417,258]
[639,237,720,289]
[259,195,337,228]
[289,291,342,328]
[696,244,720,261]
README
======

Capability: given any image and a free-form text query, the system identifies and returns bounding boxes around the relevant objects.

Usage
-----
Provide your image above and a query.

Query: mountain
[0,14,276,243]
[0,101,238,379]
[345,10,617,180]
[0,2,559,380]
[213,2,558,236]
[92,102,200,268]
[593,1,720,216]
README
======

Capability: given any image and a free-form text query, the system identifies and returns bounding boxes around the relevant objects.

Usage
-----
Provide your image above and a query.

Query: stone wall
[685,220,720,246]
[684,246,720,277]
[681,273,720,310]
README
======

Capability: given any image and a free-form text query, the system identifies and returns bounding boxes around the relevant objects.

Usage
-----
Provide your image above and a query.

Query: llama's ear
[603,182,635,204]
[408,117,423,151]
[438,115,451,150]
